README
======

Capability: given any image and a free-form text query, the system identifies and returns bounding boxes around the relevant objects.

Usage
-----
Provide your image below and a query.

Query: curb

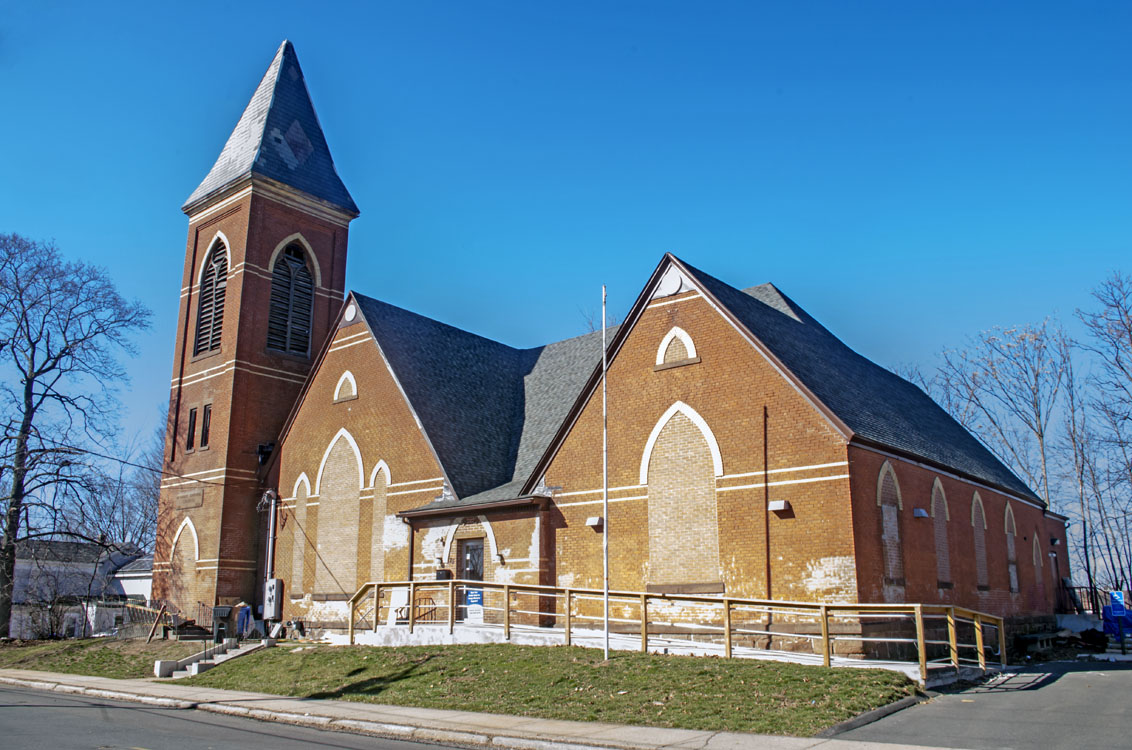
[0,675,671,750]
[814,692,930,737]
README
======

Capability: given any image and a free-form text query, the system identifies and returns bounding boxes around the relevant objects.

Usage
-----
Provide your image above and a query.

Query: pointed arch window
[193,242,227,355]
[267,244,315,356]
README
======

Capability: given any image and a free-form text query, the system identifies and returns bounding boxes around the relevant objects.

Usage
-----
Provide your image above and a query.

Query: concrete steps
[158,639,273,679]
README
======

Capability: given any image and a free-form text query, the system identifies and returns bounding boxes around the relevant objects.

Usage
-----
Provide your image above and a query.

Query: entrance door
[457,538,484,621]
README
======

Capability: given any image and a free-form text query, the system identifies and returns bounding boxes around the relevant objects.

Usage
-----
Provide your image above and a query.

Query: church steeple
[155,41,355,614]
[183,40,359,217]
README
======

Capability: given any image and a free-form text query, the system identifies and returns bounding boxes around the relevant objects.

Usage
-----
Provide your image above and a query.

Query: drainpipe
[404,518,414,581]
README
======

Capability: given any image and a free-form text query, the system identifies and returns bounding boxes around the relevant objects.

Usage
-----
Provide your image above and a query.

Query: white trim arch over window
[291,472,311,499]
[876,461,903,510]
[196,231,232,288]
[442,515,500,565]
[315,428,365,494]
[334,370,357,401]
[369,460,391,488]
[655,326,697,365]
[171,516,200,562]
[268,233,322,288]
[639,401,723,484]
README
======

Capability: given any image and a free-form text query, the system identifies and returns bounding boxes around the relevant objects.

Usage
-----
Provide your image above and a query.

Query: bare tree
[937,319,1069,508]
[1077,272,1132,590]
[0,233,150,637]
[61,407,165,553]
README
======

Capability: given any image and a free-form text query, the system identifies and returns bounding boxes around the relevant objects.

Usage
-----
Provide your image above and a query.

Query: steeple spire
[183,41,358,216]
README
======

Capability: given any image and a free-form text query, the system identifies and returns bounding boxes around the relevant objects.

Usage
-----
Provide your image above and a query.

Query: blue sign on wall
[466,588,483,606]
[1111,591,1127,617]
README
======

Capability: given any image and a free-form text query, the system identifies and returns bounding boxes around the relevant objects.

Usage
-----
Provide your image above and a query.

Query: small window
[655,326,698,368]
[200,404,212,448]
[186,408,198,451]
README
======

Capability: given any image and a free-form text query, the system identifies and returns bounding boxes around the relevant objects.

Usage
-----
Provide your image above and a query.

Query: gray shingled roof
[115,554,153,575]
[15,540,105,563]
[184,41,358,215]
[351,294,613,511]
[677,259,1041,503]
[348,255,1038,515]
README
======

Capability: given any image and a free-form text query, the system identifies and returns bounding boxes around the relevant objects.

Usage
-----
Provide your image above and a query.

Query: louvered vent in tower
[267,245,314,356]
[193,242,227,355]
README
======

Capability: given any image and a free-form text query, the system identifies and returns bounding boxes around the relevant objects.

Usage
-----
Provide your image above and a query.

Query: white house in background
[109,555,153,602]
[9,540,143,639]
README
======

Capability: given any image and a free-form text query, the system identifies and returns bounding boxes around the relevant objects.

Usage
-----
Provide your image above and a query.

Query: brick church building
[153,42,1069,631]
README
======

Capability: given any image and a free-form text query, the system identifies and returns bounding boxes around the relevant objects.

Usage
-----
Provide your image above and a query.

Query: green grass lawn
[182,643,917,736]
[0,638,202,680]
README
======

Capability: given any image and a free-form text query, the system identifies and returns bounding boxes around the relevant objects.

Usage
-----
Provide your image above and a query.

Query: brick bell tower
[153,41,358,614]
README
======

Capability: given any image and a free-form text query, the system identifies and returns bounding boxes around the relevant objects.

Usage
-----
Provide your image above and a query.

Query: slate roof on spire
[183,41,358,216]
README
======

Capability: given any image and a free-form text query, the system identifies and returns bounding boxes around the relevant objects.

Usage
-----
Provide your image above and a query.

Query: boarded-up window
[1032,532,1044,602]
[663,335,688,363]
[932,483,951,586]
[646,411,721,589]
[369,470,387,583]
[878,465,904,599]
[1005,504,1018,593]
[290,481,309,595]
[314,439,360,595]
[972,493,988,590]
[267,245,315,356]
[193,243,227,355]
[170,522,199,610]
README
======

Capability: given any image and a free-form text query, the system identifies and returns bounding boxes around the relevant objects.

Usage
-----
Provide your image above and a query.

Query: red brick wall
[154,189,350,612]
[848,446,1067,618]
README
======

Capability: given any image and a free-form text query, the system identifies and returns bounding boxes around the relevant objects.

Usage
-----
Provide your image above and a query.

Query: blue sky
[1,1,1129,442]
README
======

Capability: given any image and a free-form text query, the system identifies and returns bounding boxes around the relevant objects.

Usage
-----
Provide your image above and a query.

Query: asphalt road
[841,660,1132,750]
[0,684,458,750]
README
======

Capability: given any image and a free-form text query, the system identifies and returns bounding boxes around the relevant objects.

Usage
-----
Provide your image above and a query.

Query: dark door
[457,538,484,620]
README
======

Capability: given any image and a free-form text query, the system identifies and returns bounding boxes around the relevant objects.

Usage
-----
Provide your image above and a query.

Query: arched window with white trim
[877,462,905,600]
[972,493,989,591]
[656,326,697,366]
[1031,528,1048,605]
[267,244,315,356]
[193,242,227,355]
[1005,503,1018,593]
[642,402,722,591]
[289,474,310,595]
[931,480,951,587]
[334,371,357,401]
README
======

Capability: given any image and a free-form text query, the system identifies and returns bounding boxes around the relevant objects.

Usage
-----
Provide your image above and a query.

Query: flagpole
[602,284,610,660]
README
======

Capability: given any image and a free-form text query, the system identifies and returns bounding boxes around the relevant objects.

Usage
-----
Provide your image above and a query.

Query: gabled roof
[312,254,1038,516]
[676,258,1042,504]
[519,254,1040,507]
[351,294,613,505]
[183,41,358,216]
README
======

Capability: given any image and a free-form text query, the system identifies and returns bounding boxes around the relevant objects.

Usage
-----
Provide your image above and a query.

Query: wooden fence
[348,579,1006,684]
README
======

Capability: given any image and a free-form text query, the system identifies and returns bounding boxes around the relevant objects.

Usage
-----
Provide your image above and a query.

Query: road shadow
[957,659,1132,693]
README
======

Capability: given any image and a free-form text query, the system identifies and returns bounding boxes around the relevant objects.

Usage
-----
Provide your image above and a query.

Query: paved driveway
[840,660,1132,750]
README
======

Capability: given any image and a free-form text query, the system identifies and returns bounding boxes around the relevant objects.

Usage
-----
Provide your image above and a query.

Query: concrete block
[188,661,214,676]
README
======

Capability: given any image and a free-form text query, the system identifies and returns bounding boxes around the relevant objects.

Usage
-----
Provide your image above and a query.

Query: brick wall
[848,446,1067,619]
[154,188,350,612]
[543,289,856,604]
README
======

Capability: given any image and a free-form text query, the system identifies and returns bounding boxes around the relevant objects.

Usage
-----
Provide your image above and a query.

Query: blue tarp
[1101,605,1132,639]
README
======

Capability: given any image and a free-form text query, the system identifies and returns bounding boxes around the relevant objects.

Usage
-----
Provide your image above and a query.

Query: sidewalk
[0,668,950,750]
